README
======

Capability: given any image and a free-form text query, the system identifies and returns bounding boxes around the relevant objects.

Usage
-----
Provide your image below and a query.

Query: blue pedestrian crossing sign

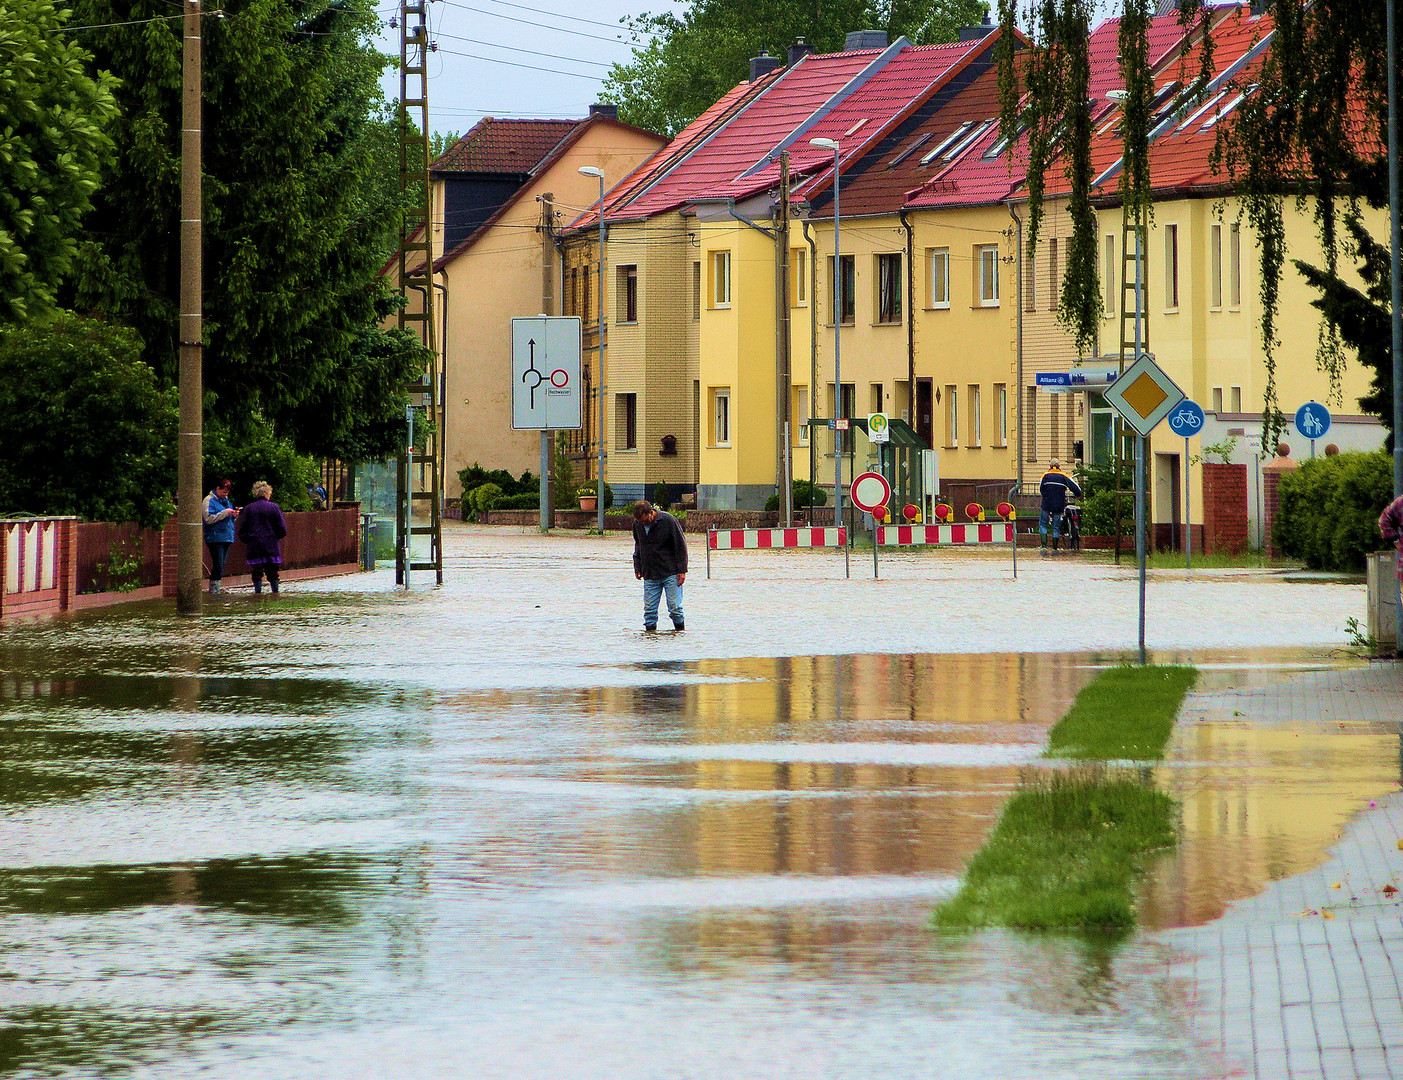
[1294,401,1331,440]
[1167,400,1205,438]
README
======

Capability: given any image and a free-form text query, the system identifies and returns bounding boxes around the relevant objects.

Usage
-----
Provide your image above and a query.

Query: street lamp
[579,165,607,534]
[810,137,843,526]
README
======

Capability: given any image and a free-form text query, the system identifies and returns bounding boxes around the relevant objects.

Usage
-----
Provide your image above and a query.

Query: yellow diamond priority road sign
[1103,353,1185,437]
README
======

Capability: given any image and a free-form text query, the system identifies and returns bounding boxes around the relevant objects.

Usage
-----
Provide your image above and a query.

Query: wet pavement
[0,524,1398,1078]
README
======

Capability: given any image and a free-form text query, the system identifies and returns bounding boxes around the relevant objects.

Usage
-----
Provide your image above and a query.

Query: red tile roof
[433,118,583,175]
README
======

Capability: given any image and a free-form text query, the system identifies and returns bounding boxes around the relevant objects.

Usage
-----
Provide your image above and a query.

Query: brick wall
[1201,462,1249,554]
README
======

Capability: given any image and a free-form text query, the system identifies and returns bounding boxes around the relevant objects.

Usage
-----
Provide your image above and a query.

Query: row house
[557,6,1383,530]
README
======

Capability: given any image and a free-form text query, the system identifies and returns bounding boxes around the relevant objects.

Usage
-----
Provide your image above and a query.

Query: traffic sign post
[851,471,891,579]
[1104,354,1186,660]
[1294,401,1331,458]
[1168,400,1206,569]
[512,317,582,532]
[867,412,890,443]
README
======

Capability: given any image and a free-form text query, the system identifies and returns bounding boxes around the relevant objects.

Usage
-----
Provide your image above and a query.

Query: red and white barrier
[877,522,1015,546]
[708,527,846,550]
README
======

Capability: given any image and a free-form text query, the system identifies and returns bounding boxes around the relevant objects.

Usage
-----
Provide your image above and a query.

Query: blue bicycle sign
[1167,400,1206,437]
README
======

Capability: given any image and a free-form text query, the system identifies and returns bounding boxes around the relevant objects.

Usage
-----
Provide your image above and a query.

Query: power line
[431,29,611,68]
[434,2,637,46]
[446,0,658,38]
[434,46,603,80]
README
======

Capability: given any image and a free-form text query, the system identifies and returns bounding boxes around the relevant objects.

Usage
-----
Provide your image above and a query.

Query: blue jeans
[206,541,231,581]
[643,575,683,629]
[1038,509,1062,540]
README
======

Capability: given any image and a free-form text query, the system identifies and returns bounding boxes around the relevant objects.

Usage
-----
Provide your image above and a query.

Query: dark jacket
[1039,468,1083,513]
[237,495,287,565]
[633,510,688,580]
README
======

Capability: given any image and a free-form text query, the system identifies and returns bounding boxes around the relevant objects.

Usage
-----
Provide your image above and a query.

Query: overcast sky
[374,0,681,137]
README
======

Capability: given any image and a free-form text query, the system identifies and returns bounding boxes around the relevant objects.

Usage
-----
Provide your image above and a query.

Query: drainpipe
[803,218,820,518]
[1008,201,1024,491]
[900,209,915,434]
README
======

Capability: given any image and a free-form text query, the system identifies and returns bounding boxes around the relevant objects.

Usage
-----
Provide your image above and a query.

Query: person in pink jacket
[1380,493,1403,582]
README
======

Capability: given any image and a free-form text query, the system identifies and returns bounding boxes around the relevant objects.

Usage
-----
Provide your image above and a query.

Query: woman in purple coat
[237,480,288,593]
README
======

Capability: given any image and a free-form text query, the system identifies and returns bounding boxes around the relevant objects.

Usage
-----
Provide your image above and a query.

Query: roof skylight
[889,132,933,168]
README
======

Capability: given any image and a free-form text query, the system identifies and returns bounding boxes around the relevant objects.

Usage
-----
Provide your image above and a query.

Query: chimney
[589,103,619,120]
[750,50,783,82]
[958,14,995,40]
[844,29,888,51]
[788,37,815,66]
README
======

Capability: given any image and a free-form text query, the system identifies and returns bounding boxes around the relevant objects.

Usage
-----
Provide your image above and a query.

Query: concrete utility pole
[1387,0,1402,654]
[776,151,793,524]
[540,192,555,532]
[810,138,842,524]
[176,0,204,615]
[577,166,607,534]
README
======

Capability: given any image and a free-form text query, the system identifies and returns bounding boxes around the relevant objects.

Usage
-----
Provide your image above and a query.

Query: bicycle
[1060,501,1082,552]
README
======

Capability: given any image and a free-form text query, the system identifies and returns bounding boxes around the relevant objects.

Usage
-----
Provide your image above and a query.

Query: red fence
[3,507,363,620]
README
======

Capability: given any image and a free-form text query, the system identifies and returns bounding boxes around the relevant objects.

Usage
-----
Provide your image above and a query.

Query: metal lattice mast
[1111,214,1150,564]
[395,0,443,586]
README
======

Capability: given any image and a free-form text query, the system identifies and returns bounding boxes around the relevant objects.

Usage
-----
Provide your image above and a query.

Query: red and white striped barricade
[875,522,1015,546]
[706,527,847,577]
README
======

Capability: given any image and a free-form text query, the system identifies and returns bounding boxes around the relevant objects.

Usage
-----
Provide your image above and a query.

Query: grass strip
[1045,664,1198,761]
[934,664,1197,932]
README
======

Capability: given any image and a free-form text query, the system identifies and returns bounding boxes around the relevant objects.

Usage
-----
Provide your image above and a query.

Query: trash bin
[360,513,379,571]
[1365,549,1399,649]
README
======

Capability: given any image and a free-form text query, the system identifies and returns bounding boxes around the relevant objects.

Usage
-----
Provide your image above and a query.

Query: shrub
[653,481,670,508]
[576,479,614,508]
[499,492,540,510]
[469,482,503,514]
[457,463,536,499]
[1274,449,1393,571]
[552,434,577,506]
[765,479,829,511]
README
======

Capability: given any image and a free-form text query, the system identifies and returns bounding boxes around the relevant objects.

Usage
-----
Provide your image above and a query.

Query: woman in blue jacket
[201,478,238,594]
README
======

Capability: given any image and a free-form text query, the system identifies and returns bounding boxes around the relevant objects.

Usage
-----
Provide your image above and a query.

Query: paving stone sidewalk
[1162,662,1403,1080]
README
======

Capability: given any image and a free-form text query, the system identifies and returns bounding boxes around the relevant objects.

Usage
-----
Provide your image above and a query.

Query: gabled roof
[565,32,1004,230]
[434,114,666,269]
[432,118,583,176]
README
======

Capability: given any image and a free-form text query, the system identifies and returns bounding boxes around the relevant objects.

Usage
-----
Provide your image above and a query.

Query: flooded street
[1,526,1397,1078]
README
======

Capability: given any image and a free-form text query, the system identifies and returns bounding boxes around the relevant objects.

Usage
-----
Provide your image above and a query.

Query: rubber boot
[1051,536,1059,552]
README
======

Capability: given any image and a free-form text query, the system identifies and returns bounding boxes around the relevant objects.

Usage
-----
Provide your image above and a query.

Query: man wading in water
[631,500,687,633]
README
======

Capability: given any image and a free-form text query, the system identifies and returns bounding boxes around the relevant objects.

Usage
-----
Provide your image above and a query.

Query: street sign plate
[867,412,890,443]
[1035,372,1071,387]
[850,471,891,514]
[1167,400,1206,438]
[1103,353,1185,437]
[1294,401,1331,439]
[511,316,582,430]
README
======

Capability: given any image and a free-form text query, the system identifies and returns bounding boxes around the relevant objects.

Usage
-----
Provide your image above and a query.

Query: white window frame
[792,247,808,306]
[1103,233,1116,315]
[691,261,701,320]
[1228,223,1242,308]
[929,247,950,308]
[1164,224,1179,309]
[712,387,731,446]
[969,385,981,447]
[712,251,731,308]
[876,253,902,324]
[1210,223,1223,309]
[995,383,1008,446]
[976,245,1000,307]
[945,385,958,447]
[794,385,809,445]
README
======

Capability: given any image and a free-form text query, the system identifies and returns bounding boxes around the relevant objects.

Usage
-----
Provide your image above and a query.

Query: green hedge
[1273,450,1393,571]
[765,479,828,512]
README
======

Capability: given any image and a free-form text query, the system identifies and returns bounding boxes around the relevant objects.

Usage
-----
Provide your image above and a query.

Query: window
[888,132,932,168]
[876,253,902,324]
[616,392,637,449]
[793,386,809,444]
[711,251,731,308]
[1230,386,1242,412]
[976,244,999,306]
[617,264,638,323]
[692,261,701,320]
[564,267,577,316]
[994,383,1008,446]
[1025,387,1037,461]
[1049,238,1059,311]
[920,122,973,165]
[929,247,950,308]
[1228,223,1241,307]
[1051,387,1060,455]
[968,385,981,447]
[869,382,883,413]
[830,382,855,451]
[792,248,808,306]
[1164,224,1179,309]
[711,387,731,445]
[1103,233,1116,314]
[945,385,958,447]
[1212,387,1223,413]
[1210,224,1223,308]
[1023,249,1036,311]
[582,262,591,323]
[827,254,855,324]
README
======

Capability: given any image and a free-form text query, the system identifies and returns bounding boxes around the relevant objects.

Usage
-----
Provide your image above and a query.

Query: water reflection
[1,599,1397,1078]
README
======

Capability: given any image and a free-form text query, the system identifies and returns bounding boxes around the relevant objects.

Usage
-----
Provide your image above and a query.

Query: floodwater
[0,527,1396,1078]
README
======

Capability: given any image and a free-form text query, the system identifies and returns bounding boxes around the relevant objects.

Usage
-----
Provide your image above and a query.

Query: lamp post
[579,165,607,534]
[810,137,843,526]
